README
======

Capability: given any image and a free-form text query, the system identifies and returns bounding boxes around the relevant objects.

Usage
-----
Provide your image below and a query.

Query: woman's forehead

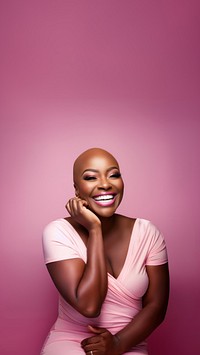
[76,154,118,170]
[73,149,119,178]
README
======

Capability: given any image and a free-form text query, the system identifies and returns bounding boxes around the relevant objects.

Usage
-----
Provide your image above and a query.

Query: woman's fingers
[65,197,101,231]
[66,197,88,216]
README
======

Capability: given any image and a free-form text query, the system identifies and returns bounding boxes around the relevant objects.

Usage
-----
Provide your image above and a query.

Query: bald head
[73,148,119,183]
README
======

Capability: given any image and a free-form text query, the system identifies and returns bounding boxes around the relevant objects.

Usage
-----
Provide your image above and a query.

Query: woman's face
[73,149,124,218]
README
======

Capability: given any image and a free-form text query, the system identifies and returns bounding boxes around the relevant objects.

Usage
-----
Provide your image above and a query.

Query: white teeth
[94,194,114,201]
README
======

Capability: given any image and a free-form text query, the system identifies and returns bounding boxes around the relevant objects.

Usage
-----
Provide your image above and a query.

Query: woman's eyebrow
[107,166,119,172]
[82,166,119,175]
[82,169,99,175]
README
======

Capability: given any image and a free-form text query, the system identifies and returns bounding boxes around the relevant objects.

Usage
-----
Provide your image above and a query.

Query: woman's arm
[46,197,108,318]
[115,263,170,353]
[81,263,169,354]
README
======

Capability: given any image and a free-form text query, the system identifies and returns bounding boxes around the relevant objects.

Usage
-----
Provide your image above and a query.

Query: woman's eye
[110,173,121,178]
[83,176,96,181]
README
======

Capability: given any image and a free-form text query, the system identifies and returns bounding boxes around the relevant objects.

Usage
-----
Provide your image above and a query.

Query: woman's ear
[74,183,79,197]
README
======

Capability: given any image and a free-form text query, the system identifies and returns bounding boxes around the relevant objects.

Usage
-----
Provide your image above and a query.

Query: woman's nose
[98,177,112,190]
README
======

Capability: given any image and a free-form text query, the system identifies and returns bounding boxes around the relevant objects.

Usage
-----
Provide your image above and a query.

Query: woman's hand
[66,197,101,231]
[81,325,121,355]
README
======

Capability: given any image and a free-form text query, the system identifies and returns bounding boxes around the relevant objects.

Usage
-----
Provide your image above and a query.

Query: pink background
[0,1,200,354]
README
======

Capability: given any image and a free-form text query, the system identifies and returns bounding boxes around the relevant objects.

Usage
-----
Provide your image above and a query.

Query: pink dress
[41,218,168,354]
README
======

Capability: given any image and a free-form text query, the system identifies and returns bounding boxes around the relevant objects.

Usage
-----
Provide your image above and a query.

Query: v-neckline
[107,218,138,280]
[61,217,138,280]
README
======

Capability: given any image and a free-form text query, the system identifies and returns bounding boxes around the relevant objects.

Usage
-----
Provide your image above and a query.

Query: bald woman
[41,148,169,355]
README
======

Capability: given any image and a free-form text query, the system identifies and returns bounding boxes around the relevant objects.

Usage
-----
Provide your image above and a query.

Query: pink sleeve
[145,222,168,265]
[42,220,82,264]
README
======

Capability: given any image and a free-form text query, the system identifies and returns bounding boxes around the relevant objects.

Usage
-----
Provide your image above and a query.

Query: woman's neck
[100,213,120,236]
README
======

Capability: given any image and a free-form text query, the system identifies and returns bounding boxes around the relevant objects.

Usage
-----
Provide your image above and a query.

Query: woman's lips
[92,194,117,207]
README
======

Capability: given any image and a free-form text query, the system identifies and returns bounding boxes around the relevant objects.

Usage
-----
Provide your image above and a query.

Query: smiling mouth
[92,194,116,206]
[93,194,115,201]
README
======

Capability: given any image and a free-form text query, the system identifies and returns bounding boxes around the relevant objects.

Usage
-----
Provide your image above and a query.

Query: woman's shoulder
[43,217,69,231]
[42,217,79,241]
[136,218,162,232]
[117,214,162,238]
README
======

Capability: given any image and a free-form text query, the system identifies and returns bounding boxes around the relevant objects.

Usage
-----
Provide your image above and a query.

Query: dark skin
[46,148,170,355]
